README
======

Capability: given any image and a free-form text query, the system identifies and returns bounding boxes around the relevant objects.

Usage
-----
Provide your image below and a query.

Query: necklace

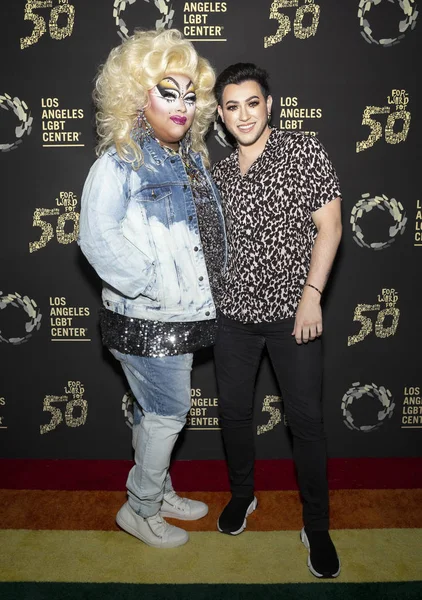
[163,145,211,200]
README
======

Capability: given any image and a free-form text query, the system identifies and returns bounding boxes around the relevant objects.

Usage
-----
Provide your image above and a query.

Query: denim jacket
[79,137,227,322]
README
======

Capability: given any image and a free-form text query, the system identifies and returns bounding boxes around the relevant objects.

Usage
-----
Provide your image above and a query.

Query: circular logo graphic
[351,193,407,250]
[213,119,233,149]
[121,391,134,429]
[114,0,175,40]
[0,292,42,344]
[358,0,418,46]
[0,94,33,152]
[341,382,395,432]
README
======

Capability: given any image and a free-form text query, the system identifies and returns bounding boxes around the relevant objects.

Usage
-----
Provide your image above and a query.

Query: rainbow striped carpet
[1,458,421,599]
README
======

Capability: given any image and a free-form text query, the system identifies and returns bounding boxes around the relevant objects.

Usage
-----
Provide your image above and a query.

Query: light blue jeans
[110,349,193,518]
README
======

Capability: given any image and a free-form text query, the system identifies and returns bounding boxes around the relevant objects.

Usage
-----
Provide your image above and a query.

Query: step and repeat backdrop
[1,1,421,461]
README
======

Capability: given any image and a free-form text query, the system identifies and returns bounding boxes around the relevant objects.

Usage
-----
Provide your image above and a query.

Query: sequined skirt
[99,308,217,357]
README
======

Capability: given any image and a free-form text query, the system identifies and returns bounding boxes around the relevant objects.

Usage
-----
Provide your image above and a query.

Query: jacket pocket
[136,186,174,229]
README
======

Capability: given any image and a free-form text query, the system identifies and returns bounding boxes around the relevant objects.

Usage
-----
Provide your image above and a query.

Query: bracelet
[305,283,322,295]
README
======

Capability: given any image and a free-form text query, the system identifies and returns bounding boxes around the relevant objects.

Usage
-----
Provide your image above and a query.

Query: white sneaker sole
[300,528,341,578]
[160,504,209,521]
[116,509,189,549]
[217,496,258,535]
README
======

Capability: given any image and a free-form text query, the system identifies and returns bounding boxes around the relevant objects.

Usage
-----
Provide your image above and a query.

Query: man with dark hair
[214,63,271,105]
[211,63,342,578]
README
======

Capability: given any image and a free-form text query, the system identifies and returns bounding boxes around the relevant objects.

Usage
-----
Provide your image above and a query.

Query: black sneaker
[300,527,341,578]
[217,496,257,535]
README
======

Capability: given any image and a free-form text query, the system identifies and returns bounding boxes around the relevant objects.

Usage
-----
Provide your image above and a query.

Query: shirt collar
[229,127,276,176]
[142,136,172,165]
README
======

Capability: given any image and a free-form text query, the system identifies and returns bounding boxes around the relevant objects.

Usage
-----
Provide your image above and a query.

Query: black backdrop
[1,0,421,461]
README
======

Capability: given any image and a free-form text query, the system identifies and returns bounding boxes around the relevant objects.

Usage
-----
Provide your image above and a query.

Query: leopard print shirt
[211,129,341,323]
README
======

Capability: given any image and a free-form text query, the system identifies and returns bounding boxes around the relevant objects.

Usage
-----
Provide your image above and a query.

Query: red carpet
[1,458,421,600]
[1,457,421,490]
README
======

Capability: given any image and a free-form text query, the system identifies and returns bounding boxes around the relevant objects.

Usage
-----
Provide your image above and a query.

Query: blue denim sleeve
[79,152,155,299]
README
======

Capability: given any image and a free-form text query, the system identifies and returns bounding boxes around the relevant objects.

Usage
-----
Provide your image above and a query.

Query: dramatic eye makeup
[156,79,179,103]
[152,77,196,106]
[225,95,260,111]
[183,82,196,106]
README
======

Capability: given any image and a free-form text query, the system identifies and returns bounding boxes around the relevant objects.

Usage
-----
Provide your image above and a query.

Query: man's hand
[292,286,322,344]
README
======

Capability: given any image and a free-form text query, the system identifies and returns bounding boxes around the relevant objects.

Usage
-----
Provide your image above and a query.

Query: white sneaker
[116,501,189,548]
[160,491,209,521]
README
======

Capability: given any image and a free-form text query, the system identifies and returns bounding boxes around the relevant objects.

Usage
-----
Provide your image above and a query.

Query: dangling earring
[267,112,272,124]
[180,128,192,157]
[134,109,154,146]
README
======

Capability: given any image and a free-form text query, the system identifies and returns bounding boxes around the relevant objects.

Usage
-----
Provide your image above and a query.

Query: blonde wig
[94,29,216,168]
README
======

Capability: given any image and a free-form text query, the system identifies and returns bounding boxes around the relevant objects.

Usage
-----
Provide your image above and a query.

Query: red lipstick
[170,116,187,125]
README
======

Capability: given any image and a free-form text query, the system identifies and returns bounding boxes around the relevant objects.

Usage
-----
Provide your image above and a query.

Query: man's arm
[292,197,342,344]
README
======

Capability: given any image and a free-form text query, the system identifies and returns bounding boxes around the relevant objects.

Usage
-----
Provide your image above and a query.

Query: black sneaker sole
[217,497,258,535]
[300,528,341,578]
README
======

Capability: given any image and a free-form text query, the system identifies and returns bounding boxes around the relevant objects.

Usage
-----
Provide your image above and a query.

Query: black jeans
[214,313,329,531]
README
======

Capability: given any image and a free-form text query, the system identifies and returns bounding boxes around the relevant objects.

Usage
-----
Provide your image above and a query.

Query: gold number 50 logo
[257,395,284,435]
[348,303,400,347]
[264,0,320,48]
[356,95,411,153]
[29,208,79,253]
[40,382,87,435]
[21,0,75,50]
